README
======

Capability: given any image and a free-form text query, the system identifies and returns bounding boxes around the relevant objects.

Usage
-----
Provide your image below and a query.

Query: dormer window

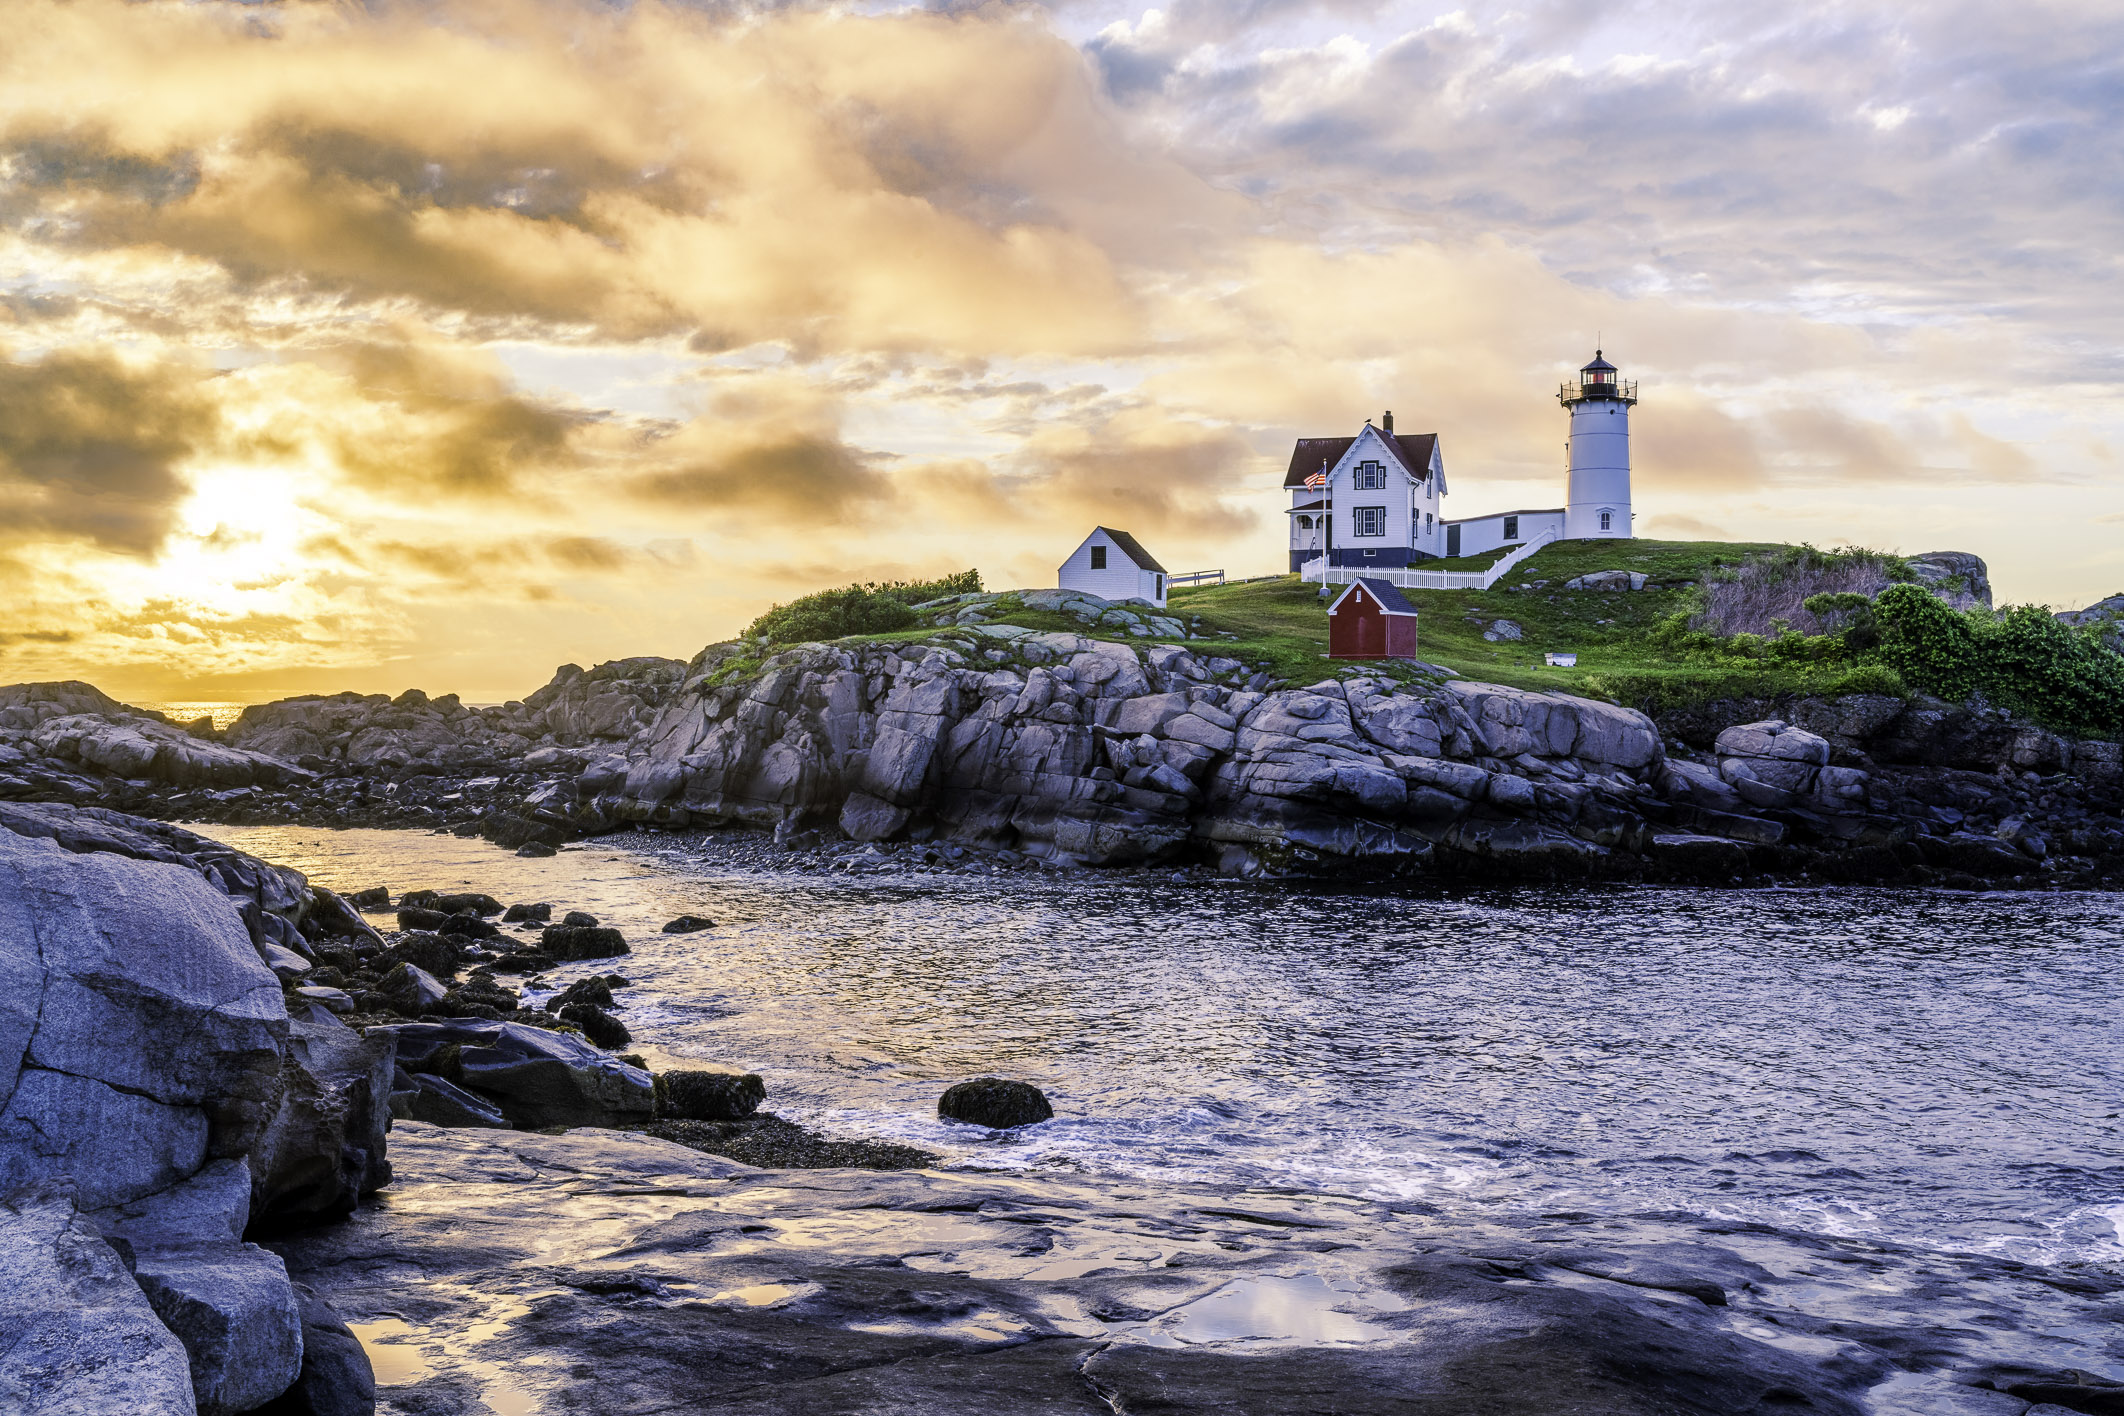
[1354,460,1387,490]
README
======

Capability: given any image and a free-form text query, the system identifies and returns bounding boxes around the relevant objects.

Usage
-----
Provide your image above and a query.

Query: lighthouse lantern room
[1558,350,1636,540]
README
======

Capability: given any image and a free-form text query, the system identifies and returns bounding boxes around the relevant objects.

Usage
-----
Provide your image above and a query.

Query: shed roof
[1283,429,1438,488]
[1441,508,1565,525]
[1092,527,1165,573]
[1328,577,1419,617]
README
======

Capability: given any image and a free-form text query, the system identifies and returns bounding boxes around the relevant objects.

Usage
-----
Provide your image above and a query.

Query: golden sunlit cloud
[0,0,2113,698]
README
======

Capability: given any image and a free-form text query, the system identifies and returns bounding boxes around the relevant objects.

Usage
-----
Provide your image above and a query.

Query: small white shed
[1058,527,1167,608]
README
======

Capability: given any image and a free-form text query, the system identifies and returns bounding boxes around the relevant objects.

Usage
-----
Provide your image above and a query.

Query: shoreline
[4,797,2122,1415]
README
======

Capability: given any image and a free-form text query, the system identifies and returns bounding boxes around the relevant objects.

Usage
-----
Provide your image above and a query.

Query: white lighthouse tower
[1560,350,1636,540]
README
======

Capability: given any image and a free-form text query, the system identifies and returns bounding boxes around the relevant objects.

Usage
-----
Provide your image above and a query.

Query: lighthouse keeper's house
[1286,352,1637,575]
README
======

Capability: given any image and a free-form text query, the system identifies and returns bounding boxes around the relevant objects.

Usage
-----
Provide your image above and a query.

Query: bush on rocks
[938,1078,1053,1129]
[654,1070,765,1121]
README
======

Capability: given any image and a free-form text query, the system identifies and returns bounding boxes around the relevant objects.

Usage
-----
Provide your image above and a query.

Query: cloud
[311,339,580,498]
[546,536,628,571]
[626,376,894,520]
[0,0,1156,354]
[0,348,217,553]
[1643,513,1732,540]
[1007,409,1260,537]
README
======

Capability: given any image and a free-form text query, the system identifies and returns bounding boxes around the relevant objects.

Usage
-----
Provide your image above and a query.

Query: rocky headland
[4,593,2121,889]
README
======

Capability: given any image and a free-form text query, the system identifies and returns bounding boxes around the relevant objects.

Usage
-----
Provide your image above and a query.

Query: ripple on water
[198,824,2124,1268]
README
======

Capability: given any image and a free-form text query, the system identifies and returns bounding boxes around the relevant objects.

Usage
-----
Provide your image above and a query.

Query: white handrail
[1297,527,1562,593]
[1298,558,1486,590]
[1477,526,1561,589]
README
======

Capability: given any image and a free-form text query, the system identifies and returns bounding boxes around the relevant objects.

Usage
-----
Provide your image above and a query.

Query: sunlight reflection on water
[200,823,2124,1267]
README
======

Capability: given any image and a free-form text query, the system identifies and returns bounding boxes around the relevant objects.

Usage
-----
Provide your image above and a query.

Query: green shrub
[1872,583,2124,738]
[746,587,917,643]
[743,569,984,645]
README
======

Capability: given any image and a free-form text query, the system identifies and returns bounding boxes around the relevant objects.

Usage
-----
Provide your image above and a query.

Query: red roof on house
[1284,429,1437,488]
[1328,577,1420,617]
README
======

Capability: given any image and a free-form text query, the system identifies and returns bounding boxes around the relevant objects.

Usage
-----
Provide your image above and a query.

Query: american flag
[1303,471,1327,488]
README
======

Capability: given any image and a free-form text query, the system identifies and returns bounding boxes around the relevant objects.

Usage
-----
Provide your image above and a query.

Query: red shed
[1327,577,1420,659]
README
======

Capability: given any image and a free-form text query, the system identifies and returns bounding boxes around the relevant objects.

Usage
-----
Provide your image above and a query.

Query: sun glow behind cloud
[0,0,2116,700]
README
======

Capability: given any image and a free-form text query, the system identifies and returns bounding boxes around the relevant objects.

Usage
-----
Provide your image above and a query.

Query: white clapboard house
[1286,352,1638,575]
[1058,527,1168,607]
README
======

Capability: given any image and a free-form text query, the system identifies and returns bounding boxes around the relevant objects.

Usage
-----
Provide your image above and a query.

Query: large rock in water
[938,1078,1054,1129]
[375,1019,654,1129]
[654,1070,765,1122]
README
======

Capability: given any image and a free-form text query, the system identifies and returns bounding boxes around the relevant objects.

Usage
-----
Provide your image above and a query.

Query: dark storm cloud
[633,430,893,521]
[0,350,217,554]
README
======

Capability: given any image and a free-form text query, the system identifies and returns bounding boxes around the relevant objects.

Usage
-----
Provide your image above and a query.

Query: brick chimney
[1382,410,1394,433]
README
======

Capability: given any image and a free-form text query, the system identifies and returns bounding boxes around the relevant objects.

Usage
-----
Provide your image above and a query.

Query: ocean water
[197,823,2124,1270]
[136,701,251,731]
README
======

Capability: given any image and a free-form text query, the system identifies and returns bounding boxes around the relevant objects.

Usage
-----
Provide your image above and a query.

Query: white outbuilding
[1059,527,1168,608]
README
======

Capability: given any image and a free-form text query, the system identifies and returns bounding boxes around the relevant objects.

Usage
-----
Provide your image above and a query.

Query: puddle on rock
[350,1319,432,1385]
[354,1299,547,1415]
[1105,1272,1406,1350]
[701,1281,815,1308]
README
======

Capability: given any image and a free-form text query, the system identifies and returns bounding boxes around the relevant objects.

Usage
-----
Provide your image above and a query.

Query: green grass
[1159,540,1901,710]
[727,540,1901,713]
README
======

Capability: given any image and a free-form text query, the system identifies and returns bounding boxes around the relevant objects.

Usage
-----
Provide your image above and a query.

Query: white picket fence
[1299,526,1560,593]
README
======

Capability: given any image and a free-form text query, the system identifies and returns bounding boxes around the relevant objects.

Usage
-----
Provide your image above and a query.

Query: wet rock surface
[271,1123,2122,1416]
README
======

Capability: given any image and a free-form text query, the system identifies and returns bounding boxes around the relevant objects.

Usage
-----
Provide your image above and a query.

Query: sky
[1,0,2119,703]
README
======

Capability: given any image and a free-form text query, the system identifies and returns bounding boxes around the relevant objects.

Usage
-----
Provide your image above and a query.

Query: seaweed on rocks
[637,1114,937,1171]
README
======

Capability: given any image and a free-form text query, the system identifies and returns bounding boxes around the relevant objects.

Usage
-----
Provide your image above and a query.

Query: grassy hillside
[1157,540,1876,706]
[739,539,2124,734]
